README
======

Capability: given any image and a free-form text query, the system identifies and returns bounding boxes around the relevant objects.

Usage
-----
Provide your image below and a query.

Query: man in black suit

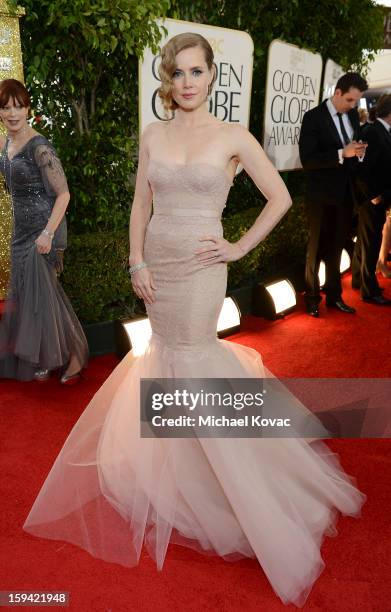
[352,94,391,305]
[299,72,368,317]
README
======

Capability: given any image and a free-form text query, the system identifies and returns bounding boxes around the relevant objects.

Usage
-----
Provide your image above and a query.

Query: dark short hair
[368,106,377,122]
[0,79,30,108]
[335,72,368,95]
[376,94,391,119]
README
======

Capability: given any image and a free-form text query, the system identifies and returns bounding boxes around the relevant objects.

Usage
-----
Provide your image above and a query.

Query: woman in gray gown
[0,79,88,382]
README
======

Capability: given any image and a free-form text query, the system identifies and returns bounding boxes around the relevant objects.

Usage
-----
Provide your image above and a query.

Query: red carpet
[0,274,390,611]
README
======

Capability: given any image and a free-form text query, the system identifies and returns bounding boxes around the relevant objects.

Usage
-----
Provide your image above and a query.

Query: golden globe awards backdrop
[0,0,24,298]
[263,39,322,171]
[139,18,254,133]
[322,59,343,101]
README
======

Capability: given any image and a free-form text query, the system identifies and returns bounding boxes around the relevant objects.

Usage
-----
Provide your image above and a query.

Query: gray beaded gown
[0,134,88,380]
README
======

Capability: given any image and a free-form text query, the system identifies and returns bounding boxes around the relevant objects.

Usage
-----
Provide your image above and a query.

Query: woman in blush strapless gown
[23,34,366,607]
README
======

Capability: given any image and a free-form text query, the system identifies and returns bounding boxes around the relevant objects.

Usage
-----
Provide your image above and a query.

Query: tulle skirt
[23,336,366,607]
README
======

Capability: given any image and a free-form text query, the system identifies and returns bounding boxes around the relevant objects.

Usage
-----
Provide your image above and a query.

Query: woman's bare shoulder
[218,122,257,154]
[221,121,250,137]
[142,120,168,138]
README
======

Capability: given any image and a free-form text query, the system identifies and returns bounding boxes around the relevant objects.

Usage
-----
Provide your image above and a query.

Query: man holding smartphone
[352,94,391,305]
[299,72,368,317]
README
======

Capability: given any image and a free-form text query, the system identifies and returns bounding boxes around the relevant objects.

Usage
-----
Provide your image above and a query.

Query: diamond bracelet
[129,261,148,275]
[42,228,54,239]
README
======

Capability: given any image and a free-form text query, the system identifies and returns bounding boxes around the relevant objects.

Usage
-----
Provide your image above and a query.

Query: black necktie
[336,112,350,146]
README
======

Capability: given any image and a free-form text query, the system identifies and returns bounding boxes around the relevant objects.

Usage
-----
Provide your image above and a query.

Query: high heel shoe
[34,368,50,382]
[376,261,391,279]
[60,370,83,385]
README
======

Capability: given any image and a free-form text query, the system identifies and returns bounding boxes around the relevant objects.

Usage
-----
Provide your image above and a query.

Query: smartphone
[357,140,367,162]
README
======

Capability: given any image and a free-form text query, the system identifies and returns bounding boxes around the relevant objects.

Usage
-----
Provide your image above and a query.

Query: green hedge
[224,197,308,287]
[61,197,308,323]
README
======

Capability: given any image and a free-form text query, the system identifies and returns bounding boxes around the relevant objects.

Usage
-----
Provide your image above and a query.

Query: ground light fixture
[217,296,241,338]
[252,279,297,319]
[115,316,152,358]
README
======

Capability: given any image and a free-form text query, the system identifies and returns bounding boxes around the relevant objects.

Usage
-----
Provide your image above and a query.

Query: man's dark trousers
[305,197,354,306]
[351,201,387,297]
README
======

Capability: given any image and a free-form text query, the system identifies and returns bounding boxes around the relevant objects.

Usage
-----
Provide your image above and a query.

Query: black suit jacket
[359,119,391,206]
[299,100,361,206]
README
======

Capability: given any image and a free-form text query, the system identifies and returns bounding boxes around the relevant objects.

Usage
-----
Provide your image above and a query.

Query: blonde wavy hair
[158,32,216,114]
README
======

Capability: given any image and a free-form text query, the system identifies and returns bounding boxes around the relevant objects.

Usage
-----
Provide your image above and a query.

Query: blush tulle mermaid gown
[23,159,366,607]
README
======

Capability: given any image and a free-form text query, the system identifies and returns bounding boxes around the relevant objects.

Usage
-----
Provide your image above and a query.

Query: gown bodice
[147,159,233,219]
[0,134,68,249]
